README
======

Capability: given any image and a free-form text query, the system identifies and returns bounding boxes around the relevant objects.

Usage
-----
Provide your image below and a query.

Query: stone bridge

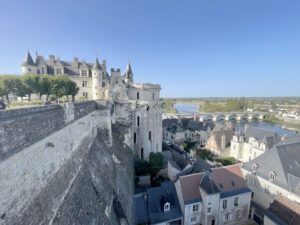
[196,112,268,122]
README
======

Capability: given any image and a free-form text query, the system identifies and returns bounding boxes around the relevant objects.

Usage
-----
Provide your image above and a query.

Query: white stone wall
[0,109,111,224]
[71,77,94,100]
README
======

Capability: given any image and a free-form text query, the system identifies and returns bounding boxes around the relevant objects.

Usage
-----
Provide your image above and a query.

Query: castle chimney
[74,58,78,68]
[194,114,197,121]
[49,55,55,65]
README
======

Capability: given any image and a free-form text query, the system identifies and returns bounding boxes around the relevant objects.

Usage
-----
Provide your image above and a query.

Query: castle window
[137,92,139,100]
[141,148,144,159]
[149,131,152,141]
[137,116,140,127]
[134,132,136,143]
[147,106,150,111]
[82,81,87,87]
[102,82,105,87]
[28,68,31,72]
[41,68,44,74]
[81,70,87,76]
[190,217,197,223]
[56,69,62,74]
[152,92,155,100]
[207,207,212,214]
[83,92,88,99]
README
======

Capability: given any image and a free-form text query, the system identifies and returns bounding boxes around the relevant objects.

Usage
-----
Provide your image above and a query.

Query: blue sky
[0,0,300,97]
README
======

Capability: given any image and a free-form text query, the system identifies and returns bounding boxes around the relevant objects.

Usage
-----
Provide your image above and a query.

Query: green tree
[0,75,18,103]
[39,75,52,100]
[149,152,163,175]
[66,80,79,102]
[22,74,40,101]
[50,75,69,103]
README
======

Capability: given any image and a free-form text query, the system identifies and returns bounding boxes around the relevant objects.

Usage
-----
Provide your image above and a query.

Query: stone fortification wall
[0,101,98,160]
[0,102,134,225]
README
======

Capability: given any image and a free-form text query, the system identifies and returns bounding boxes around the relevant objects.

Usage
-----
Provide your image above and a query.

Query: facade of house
[134,181,183,225]
[206,125,234,157]
[21,51,163,160]
[242,136,300,224]
[230,125,280,162]
[175,164,252,225]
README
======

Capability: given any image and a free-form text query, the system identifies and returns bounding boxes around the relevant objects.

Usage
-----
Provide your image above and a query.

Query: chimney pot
[74,58,78,68]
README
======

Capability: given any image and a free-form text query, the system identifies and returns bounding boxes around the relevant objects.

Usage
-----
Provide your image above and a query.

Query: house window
[149,131,152,141]
[83,92,88,99]
[234,197,239,207]
[235,210,241,219]
[264,186,270,195]
[137,92,139,100]
[208,202,212,206]
[223,200,228,209]
[192,204,199,212]
[137,116,140,127]
[190,216,197,223]
[81,70,87,76]
[207,207,212,214]
[102,82,105,87]
[56,68,62,74]
[134,133,136,143]
[82,81,87,87]
[224,212,230,221]
[253,164,259,171]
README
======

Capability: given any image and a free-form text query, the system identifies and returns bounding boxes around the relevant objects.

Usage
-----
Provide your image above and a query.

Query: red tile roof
[178,164,247,203]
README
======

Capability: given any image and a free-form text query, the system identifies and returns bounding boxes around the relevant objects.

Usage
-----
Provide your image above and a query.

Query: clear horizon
[0,0,300,97]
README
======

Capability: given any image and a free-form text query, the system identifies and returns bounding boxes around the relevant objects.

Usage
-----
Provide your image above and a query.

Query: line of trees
[0,74,79,104]
[201,97,254,112]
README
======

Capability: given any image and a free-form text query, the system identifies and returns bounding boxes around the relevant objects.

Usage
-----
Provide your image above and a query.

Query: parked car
[0,100,6,110]
[44,101,51,105]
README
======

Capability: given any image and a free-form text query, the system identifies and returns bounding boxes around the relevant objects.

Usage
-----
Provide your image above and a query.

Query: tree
[149,152,163,175]
[14,77,29,101]
[22,74,40,101]
[39,75,52,100]
[50,75,69,103]
[66,80,79,102]
[0,75,18,103]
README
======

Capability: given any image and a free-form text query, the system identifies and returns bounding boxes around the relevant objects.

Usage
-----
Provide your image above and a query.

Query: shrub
[134,159,150,176]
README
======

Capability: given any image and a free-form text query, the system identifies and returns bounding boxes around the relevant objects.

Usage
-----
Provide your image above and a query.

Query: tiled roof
[265,195,300,225]
[178,164,248,204]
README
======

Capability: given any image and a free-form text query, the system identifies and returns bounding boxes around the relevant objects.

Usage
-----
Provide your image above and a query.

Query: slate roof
[134,192,149,224]
[21,51,35,66]
[244,126,279,149]
[265,195,300,225]
[124,61,133,79]
[178,164,249,204]
[147,181,183,224]
[93,57,102,70]
[186,120,215,132]
[242,140,300,195]
[176,158,212,178]
[199,171,220,194]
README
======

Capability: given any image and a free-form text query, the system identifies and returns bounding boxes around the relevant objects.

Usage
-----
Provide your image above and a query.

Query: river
[174,103,296,136]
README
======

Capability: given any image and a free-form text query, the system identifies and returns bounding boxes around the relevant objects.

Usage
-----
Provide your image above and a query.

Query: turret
[21,51,37,74]
[124,61,134,83]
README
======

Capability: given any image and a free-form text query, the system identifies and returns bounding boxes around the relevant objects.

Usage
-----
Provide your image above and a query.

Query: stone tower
[21,51,37,74]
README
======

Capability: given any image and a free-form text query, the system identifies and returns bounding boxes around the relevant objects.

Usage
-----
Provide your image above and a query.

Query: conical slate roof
[125,61,133,79]
[21,51,35,66]
[93,57,101,70]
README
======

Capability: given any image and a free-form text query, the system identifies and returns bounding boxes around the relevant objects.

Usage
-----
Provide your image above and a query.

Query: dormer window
[56,68,62,74]
[164,202,170,212]
[81,70,87,76]
[253,164,259,171]
[269,171,276,180]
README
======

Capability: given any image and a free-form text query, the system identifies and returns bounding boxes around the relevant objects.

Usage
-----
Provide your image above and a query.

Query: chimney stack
[193,114,197,121]
[74,58,78,68]
[49,55,55,65]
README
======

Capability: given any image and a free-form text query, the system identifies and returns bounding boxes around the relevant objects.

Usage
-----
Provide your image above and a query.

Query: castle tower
[21,51,37,74]
[92,57,103,100]
[124,61,134,83]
